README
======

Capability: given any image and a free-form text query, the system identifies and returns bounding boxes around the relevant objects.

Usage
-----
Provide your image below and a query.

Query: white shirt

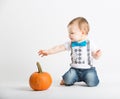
[64,40,98,69]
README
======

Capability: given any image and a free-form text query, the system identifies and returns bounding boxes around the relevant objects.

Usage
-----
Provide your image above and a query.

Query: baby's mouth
[70,37,74,40]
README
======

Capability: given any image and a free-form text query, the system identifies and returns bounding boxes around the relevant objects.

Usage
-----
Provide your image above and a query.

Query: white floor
[0,79,120,99]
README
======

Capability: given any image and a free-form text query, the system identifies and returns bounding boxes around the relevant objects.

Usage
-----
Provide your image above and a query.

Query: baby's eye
[70,32,74,34]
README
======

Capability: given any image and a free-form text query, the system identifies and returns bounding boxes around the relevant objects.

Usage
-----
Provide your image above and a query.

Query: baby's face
[68,23,86,42]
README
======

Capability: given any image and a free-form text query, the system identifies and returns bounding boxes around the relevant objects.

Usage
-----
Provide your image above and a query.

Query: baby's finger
[38,50,43,55]
[96,50,100,53]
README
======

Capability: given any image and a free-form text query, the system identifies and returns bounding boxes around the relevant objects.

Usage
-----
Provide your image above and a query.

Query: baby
[38,17,102,87]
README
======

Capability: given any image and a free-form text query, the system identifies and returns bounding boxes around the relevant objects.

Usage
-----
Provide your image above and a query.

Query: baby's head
[67,17,90,42]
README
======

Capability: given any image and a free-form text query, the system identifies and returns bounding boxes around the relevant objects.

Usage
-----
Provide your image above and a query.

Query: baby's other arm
[38,44,66,57]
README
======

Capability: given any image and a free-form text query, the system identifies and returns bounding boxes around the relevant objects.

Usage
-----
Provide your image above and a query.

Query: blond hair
[68,17,90,35]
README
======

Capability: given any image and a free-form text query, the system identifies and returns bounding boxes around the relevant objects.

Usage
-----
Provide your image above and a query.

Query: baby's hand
[38,50,49,57]
[92,50,102,59]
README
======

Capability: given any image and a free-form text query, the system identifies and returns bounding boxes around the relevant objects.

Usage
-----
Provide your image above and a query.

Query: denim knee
[62,68,78,86]
[83,68,99,87]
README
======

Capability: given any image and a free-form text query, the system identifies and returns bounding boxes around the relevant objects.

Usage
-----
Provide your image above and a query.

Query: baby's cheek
[75,36,80,40]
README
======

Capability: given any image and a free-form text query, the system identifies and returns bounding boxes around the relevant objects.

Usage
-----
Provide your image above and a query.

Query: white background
[0,0,120,94]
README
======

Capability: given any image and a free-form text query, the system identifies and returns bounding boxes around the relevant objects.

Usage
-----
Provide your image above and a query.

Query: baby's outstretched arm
[38,44,66,57]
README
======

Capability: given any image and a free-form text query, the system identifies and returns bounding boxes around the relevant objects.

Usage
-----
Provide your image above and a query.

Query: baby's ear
[82,31,87,35]
[82,31,85,35]
[82,32,84,34]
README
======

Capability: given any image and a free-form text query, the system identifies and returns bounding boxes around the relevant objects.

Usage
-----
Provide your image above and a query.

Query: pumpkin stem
[36,62,42,73]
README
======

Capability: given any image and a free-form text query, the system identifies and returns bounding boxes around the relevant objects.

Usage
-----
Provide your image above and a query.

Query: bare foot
[60,80,65,85]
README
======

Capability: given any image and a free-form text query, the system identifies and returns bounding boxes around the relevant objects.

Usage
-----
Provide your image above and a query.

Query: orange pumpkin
[29,62,52,91]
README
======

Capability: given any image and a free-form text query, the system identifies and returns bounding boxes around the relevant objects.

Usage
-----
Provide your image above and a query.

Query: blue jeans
[62,67,99,87]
